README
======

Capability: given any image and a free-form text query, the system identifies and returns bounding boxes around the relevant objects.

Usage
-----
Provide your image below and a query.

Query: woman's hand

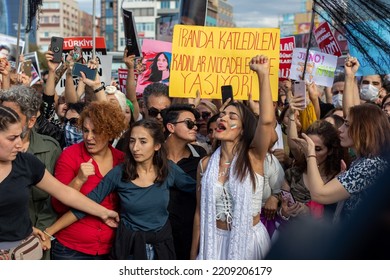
[102,210,120,228]
[247,92,259,115]
[263,195,279,220]
[249,55,270,76]
[123,50,136,70]
[291,133,316,158]
[76,158,95,184]
[32,227,52,250]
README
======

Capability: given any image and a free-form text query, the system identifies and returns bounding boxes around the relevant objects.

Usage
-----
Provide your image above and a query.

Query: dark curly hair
[78,101,126,140]
[297,120,343,177]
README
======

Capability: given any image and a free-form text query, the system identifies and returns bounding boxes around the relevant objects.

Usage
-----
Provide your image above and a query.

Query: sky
[231,0,304,28]
[77,0,305,28]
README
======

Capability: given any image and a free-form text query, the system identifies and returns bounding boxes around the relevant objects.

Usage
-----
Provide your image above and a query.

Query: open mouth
[216,122,226,132]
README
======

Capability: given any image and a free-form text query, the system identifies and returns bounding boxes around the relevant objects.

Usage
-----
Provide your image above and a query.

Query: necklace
[218,161,231,178]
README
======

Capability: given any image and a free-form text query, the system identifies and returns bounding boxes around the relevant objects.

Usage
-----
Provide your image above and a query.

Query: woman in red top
[51,101,127,260]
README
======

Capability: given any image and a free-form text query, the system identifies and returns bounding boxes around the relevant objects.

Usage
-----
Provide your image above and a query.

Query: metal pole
[302,1,316,80]
[15,0,24,70]
[24,0,29,53]
[92,0,96,59]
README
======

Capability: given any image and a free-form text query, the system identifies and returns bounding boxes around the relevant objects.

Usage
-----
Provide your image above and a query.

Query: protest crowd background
[1,0,390,261]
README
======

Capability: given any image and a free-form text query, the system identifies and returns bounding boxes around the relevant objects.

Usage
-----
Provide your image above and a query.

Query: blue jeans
[126,244,155,260]
[51,239,109,260]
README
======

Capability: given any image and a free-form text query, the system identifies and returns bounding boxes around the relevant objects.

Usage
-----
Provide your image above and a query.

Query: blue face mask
[64,122,83,147]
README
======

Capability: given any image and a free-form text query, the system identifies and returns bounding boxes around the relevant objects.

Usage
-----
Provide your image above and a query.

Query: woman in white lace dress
[190,55,276,260]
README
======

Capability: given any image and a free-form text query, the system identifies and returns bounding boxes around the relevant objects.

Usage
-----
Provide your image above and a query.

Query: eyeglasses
[148,107,167,118]
[171,119,198,129]
[200,111,211,120]
[332,90,344,95]
[64,117,78,126]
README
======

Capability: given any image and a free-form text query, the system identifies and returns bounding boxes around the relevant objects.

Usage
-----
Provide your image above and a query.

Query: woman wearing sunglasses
[163,104,207,259]
[191,55,275,260]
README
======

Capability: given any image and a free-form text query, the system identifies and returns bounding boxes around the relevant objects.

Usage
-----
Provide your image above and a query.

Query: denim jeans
[51,239,109,260]
[126,244,155,260]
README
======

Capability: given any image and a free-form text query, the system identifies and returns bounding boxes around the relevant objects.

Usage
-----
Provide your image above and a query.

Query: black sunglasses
[200,111,211,120]
[171,119,198,129]
[64,117,78,126]
[148,107,167,118]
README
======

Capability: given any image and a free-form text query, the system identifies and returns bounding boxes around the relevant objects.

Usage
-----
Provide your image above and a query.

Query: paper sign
[314,22,342,57]
[348,20,390,76]
[55,36,110,95]
[118,68,128,95]
[289,48,337,87]
[0,33,25,69]
[279,37,295,80]
[122,9,141,57]
[170,25,280,101]
[136,39,172,94]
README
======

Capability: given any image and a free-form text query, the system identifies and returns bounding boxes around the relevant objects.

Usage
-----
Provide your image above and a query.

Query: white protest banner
[55,37,109,95]
[55,54,112,95]
[0,33,25,69]
[289,48,337,87]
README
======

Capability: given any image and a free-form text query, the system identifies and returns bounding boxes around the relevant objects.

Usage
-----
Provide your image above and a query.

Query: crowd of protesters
[0,38,389,260]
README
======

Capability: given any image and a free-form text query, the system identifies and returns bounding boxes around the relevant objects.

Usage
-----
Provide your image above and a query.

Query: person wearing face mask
[330,74,345,109]
[63,102,85,148]
[359,74,384,103]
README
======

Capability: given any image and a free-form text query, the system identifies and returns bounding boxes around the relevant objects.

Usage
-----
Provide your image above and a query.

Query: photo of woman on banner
[147,52,171,83]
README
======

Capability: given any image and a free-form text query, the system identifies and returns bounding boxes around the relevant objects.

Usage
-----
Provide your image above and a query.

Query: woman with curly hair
[279,119,344,221]
[49,101,127,260]
[44,119,196,259]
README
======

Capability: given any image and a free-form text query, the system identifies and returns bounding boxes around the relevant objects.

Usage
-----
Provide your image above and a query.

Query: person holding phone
[279,113,344,220]
[291,56,390,223]
[191,55,275,260]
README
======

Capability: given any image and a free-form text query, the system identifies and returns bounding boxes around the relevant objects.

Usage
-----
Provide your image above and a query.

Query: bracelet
[278,208,290,221]
[306,154,317,160]
[43,230,56,241]
[288,117,295,121]
[93,84,105,93]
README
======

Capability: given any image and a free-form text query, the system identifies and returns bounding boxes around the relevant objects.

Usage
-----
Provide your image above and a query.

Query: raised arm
[79,59,106,102]
[291,133,350,204]
[343,56,360,117]
[124,50,140,120]
[250,55,275,160]
[44,51,60,101]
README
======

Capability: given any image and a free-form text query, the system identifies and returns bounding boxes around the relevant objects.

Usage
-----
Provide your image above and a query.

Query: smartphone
[23,60,32,77]
[72,62,98,80]
[221,85,233,103]
[280,190,296,207]
[50,36,64,63]
[293,80,307,108]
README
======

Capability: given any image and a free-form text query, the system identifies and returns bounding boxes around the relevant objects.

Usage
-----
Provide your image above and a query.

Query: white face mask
[360,84,379,102]
[332,93,343,108]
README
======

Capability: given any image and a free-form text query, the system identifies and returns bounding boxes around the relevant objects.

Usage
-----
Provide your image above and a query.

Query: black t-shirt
[168,144,206,259]
[0,153,45,241]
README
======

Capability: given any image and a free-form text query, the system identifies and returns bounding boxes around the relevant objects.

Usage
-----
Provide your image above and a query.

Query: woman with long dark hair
[191,55,275,260]
[147,52,170,83]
